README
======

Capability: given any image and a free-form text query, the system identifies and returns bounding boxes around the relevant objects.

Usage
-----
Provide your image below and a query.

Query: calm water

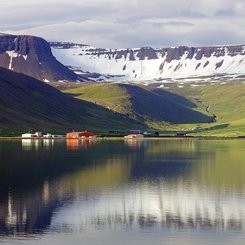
[1,138,245,244]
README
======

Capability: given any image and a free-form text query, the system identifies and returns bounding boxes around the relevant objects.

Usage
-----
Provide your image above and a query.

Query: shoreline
[0,135,244,140]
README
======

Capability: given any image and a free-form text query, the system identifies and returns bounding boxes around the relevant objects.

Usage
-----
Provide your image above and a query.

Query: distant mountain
[51,42,245,82]
[0,67,143,131]
[0,34,81,82]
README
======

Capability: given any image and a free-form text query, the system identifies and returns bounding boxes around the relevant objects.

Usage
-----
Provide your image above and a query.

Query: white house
[21,132,43,138]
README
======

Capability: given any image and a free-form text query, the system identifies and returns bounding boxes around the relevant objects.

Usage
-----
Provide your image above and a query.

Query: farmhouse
[66,131,95,139]
[21,132,42,138]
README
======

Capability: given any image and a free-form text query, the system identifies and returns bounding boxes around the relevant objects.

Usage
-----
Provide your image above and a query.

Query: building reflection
[21,139,43,151]
[124,139,147,149]
[42,139,55,149]
[21,139,57,150]
[66,139,99,150]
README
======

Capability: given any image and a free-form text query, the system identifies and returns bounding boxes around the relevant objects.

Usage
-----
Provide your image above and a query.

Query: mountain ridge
[51,42,245,82]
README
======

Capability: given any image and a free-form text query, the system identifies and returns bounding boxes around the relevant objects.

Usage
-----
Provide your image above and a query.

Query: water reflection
[0,154,130,235]
[51,179,245,232]
[66,139,98,150]
[1,139,245,239]
[124,139,147,149]
[43,139,55,149]
[22,139,60,150]
[22,139,43,151]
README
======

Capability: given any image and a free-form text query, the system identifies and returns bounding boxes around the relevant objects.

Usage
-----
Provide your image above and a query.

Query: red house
[66,131,95,138]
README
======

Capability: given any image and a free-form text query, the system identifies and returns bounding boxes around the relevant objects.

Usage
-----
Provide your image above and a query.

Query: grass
[168,82,245,136]
[63,83,132,114]
[61,82,212,130]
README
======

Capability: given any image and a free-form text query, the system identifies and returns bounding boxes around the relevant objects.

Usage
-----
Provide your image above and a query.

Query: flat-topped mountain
[51,42,245,82]
[0,34,80,82]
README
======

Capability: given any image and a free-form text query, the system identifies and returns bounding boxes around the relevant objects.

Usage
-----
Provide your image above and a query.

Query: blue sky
[1,0,245,48]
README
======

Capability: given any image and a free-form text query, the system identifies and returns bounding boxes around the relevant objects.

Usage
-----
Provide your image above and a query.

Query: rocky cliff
[0,34,80,82]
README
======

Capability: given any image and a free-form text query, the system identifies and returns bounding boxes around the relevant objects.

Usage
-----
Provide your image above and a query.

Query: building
[35,132,42,137]
[143,131,159,136]
[124,134,144,139]
[66,131,95,139]
[21,133,36,138]
[43,133,65,138]
[21,132,43,138]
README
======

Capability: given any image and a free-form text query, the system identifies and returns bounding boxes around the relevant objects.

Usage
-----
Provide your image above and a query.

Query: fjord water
[1,139,245,244]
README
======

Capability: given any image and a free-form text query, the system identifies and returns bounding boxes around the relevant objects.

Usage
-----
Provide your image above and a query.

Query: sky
[1,0,245,48]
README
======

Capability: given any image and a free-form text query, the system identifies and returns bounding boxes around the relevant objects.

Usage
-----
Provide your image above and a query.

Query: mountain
[0,34,81,82]
[0,67,143,132]
[50,42,245,82]
[61,82,212,127]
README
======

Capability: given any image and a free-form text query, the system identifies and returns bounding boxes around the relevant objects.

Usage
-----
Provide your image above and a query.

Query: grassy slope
[0,68,144,135]
[60,81,245,136]
[63,83,132,114]
[61,82,212,130]
[169,82,245,136]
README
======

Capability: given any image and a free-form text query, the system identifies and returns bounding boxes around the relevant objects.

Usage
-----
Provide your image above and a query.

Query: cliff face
[51,42,245,81]
[0,34,79,82]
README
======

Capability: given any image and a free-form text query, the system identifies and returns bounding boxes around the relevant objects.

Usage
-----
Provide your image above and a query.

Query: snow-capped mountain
[51,42,245,82]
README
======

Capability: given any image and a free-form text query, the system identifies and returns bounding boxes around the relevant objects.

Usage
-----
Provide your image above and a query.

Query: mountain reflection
[1,139,245,236]
[51,179,245,232]
[0,156,131,235]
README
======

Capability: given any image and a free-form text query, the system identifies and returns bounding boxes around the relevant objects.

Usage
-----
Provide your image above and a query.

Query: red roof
[66,131,95,138]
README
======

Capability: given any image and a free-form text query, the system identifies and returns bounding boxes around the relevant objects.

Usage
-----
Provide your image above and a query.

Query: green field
[168,82,245,136]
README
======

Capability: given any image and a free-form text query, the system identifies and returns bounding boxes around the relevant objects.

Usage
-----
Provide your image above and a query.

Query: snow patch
[51,44,245,83]
[43,79,50,83]
[157,84,165,88]
[6,51,18,70]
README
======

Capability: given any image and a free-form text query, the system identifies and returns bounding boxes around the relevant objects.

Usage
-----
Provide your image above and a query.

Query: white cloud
[1,0,245,48]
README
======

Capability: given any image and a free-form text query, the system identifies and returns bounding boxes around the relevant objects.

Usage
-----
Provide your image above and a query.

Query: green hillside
[167,82,245,136]
[61,82,212,129]
[0,68,143,135]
